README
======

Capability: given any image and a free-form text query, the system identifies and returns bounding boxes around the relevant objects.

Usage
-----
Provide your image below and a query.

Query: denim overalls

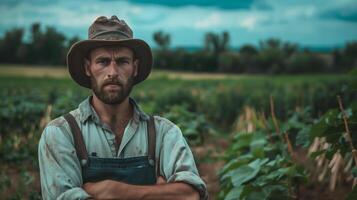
[64,113,158,185]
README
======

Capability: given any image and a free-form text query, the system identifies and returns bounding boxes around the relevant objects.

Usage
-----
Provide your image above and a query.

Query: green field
[0,65,356,199]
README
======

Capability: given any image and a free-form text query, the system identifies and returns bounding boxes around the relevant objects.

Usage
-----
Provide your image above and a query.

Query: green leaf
[231,165,259,187]
[296,126,311,147]
[246,191,267,200]
[231,159,268,187]
[220,155,253,180]
[270,167,290,180]
[225,186,244,200]
[310,109,341,139]
[338,108,352,119]
[232,133,254,150]
[310,120,327,138]
[352,167,357,178]
[264,185,289,200]
[325,146,337,160]
[251,147,265,158]
[249,158,269,169]
[250,136,267,150]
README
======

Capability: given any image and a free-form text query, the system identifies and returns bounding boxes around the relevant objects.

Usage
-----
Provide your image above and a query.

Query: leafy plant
[163,105,213,145]
[309,102,357,159]
[219,130,307,200]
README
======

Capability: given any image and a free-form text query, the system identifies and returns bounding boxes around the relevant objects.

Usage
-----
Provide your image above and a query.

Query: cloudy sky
[0,0,356,48]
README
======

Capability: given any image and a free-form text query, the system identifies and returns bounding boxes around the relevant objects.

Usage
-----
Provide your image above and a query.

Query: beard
[90,74,134,105]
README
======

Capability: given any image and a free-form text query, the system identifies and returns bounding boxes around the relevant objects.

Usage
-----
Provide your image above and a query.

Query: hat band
[91,30,131,39]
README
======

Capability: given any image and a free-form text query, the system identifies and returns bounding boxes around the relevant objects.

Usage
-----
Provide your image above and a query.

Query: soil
[192,137,229,199]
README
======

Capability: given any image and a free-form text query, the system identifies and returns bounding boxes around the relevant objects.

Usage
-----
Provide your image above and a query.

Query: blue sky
[0,0,356,48]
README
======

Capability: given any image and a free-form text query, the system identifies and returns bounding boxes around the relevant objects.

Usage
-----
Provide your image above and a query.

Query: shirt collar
[78,96,149,124]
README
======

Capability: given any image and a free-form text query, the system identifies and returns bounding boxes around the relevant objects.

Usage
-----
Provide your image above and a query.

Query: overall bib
[63,113,158,185]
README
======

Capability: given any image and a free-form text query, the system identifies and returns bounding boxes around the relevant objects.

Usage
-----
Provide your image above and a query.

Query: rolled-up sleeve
[160,125,208,200]
[38,125,91,200]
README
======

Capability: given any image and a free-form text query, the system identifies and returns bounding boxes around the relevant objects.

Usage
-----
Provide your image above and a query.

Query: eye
[116,58,130,65]
[97,58,110,65]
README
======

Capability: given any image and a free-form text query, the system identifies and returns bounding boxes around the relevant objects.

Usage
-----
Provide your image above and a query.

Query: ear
[84,58,91,76]
[133,59,139,77]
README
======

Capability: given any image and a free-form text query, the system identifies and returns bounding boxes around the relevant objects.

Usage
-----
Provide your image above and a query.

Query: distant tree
[332,49,342,69]
[27,23,42,63]
[258,39,285,73]
[152,31,171,69]
[204,31,229,55]
[343,42,357,69]
[333,41,357,72]
[239,44,259,73]
[204,31,230,70]
[259,38,281,50]
[218,52,240,72]
[153,31,170,50]
[286,52,326,73]
[257,38,299,73]
[0,28,24,63]
[42,27,66,64]
[25,24,66,65]
[283,43,298,57]
[31,23,41,39]
[191,51,216,72]
[239,44,258,56]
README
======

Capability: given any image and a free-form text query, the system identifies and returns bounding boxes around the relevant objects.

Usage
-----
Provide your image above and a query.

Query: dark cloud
[321,11,357,23]
[1,0,272,10]
[0,0,59,7]
[319,5,357,23]
[112,0,271,10]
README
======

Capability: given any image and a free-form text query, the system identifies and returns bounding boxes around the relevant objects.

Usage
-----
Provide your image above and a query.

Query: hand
[83,178,199,200]
[83,181,102,198]
[156,176,166,184]
[83,180,129,199]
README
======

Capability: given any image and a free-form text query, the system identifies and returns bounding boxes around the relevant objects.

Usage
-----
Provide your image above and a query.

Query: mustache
[102,79,123,86]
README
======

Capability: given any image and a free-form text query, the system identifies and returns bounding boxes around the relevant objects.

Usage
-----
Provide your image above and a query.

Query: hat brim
[67,39,153,88]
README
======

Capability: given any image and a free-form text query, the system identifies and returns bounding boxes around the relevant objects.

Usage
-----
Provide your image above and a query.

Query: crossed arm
[83,177,200,200]
[39,124,207,200]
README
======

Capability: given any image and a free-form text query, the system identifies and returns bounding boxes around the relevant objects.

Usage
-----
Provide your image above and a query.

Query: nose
[107,60,119,78]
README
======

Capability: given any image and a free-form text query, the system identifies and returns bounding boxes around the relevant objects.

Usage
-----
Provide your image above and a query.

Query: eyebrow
[92,56,109,64]
[93,56,133,63]
[115,56,132,61]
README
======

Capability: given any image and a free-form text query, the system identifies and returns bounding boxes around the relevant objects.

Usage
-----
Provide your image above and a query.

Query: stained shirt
[38,97,208,200]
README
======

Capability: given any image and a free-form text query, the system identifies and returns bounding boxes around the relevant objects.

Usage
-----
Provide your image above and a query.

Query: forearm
[120,182,199,200]
[85,180,199,200]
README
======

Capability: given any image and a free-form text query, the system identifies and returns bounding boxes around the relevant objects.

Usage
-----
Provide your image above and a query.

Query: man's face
[85,46,138,105]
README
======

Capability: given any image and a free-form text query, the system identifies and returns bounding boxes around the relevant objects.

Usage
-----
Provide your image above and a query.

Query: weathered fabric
[38,97,208,200]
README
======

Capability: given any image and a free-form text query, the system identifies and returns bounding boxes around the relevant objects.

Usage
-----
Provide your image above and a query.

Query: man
[38,16,208,200]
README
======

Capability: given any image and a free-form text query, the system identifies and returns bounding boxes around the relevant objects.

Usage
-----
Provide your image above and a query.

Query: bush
[152,87,198,114]
[286,52,326,73]
[218,52,240,73]
[200,86,244,128]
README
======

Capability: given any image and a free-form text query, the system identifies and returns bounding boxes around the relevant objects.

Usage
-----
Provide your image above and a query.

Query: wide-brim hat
[67,16,153,88]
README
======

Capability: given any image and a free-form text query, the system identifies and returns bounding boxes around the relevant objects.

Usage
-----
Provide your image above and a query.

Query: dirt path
[192,138,229,199]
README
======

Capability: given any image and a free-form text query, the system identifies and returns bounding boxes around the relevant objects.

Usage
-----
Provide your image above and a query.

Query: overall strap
[147,115,160,177]
[63,113,89,166]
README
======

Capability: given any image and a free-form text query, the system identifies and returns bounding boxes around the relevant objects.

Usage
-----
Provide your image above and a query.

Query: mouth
[103,83,121,90]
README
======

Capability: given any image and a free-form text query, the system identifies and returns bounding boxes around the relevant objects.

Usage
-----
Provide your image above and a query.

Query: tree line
[0,23,356,74]
[0,23,78,65]
[153,31,357,74]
